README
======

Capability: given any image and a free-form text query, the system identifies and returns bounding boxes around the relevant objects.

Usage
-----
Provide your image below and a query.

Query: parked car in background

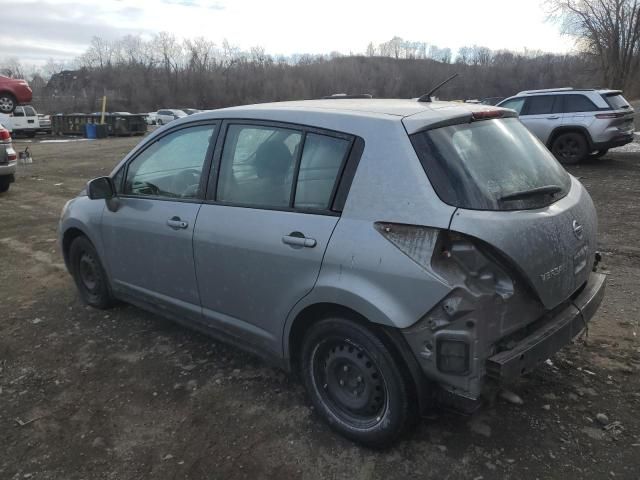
[498,88,635,164]
[145,112,158,125]
[59,98,605,447]
[0,123,17,192]
[0,75,32,114]
[156,109,187,125]
[38,114,52,134]
[480,96,505,106]
[0,105,40,137]
[183,108,202,115]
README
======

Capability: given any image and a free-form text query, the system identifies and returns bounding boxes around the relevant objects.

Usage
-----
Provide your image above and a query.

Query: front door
[193,123,352,354]
[102,123,218,318]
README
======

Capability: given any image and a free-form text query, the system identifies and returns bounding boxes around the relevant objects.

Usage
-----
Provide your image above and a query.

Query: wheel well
[62,227,86,266]
[0,90,16,99]
[287,302,432,413]
[547,127,593,149]
[288,303,366,371]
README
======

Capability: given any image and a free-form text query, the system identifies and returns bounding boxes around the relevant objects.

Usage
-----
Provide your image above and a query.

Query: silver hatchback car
[59,99,606,446]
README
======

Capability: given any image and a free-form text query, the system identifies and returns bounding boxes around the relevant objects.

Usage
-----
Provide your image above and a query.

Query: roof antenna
[417,73,459,102]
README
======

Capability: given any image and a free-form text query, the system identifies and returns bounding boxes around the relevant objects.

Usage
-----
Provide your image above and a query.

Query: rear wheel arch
[547,126,593,150]
[286,302,431,413]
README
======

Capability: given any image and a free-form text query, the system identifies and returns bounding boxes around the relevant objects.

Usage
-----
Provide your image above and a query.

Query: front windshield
[410,118,572,211]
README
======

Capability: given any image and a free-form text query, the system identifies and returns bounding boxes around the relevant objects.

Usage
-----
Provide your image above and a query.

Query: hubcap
[79,252,98,291]
[312,340,387,426]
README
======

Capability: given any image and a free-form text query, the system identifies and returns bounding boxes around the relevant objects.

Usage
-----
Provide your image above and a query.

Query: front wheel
[300,317,416,448]
[69,236,115,309]
[551,132,589,165]
[590,149,609,159]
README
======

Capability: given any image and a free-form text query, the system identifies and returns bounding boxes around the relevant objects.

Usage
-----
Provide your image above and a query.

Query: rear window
[602,93,630,110]
[410,118,571,211]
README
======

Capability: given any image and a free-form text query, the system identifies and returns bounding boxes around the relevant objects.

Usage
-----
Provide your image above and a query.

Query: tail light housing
[0,128,11,141]
[595,112,625,119]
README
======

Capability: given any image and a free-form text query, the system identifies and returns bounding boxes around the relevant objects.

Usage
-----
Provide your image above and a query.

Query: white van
[0,105,41,137]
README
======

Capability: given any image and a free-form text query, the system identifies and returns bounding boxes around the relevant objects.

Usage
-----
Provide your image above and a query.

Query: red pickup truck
[0,75,32,114]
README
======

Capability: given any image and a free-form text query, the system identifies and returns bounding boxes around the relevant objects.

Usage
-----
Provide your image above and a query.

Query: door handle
[282,232,317,248]
[546,115,560,120]
[167,216,188,229]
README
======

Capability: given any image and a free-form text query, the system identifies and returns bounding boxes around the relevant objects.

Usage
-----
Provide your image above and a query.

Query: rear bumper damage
[486,272,606,380]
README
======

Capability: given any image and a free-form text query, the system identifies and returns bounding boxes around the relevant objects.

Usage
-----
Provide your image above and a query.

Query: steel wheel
[311,339,388,428]
[69,236,115,309]
[300,317,416,447]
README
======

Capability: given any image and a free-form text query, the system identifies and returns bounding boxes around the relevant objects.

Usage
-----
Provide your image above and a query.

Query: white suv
[498,88,635,164]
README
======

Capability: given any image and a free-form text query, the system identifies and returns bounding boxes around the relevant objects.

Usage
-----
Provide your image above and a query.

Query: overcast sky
[0,0,575,65]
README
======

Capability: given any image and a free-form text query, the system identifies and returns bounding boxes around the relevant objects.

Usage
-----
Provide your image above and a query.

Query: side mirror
[87,176,115,200]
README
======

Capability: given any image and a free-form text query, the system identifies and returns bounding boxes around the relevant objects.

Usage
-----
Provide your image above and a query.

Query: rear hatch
[600,91,635,133]
[408,114,597,310]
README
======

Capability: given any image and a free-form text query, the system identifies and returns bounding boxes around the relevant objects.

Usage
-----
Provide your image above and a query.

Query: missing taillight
[374,222,440,271]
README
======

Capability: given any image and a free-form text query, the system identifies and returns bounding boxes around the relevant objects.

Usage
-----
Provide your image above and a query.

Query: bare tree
[550,0,640,88]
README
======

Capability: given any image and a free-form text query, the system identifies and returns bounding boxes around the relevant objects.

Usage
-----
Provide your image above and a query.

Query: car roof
[188,99,509,135]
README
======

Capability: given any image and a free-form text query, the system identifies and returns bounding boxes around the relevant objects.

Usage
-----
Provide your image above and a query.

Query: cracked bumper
[486,272,606,380]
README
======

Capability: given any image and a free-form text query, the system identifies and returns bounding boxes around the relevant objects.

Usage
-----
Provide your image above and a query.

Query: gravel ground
[0,134,639,480]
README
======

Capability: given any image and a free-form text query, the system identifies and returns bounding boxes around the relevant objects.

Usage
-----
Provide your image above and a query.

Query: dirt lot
[1,134,639,480]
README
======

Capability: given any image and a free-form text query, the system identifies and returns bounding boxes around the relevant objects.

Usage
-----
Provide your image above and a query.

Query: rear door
[560,94,598,130]
[102,122,218,319]
[520,95,562,144]
[193,121,353,354]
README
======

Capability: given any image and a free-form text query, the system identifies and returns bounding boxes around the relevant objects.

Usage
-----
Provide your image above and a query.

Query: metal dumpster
[52,113,147,137]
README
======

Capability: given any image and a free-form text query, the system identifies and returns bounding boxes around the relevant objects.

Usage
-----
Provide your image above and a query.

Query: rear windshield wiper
[498,185,563,202]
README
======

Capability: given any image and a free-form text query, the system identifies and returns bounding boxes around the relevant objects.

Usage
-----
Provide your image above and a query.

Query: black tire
[69,236,115,309]
[0,92,16,114]
[590,149,609,159]
[300,317,416,448]
[0,176,11,193]
[551,132,589,165]
[157,119,163,125]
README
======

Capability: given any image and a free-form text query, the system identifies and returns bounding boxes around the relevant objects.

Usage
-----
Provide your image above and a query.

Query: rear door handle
[167,216,188,229]
[282,232,317,248]
[546,115,560,120]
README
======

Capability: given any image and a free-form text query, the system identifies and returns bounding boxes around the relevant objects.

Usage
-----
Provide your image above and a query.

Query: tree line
[1,0,638,114]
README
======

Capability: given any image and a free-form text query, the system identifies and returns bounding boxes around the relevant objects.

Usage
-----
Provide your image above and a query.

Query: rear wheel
[300,317,416,448]
[69,236,115,309]
[551,132,589,165]
[0,176,11,193]
[0,92,16,114]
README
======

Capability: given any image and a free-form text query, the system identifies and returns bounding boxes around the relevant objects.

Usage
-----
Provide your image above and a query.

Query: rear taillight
[7,148,17,161]
[595,112,625,119]
[0,128,11,141]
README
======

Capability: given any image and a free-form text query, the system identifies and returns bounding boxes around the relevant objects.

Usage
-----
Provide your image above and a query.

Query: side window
[24,107,36,116]
[124,124,215,199]
[524,96,555,115]
[217,124,302,208]
[13,107,24,117]
[294,133,350,209]
[563,94,597,113]
[500,98,525,114]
